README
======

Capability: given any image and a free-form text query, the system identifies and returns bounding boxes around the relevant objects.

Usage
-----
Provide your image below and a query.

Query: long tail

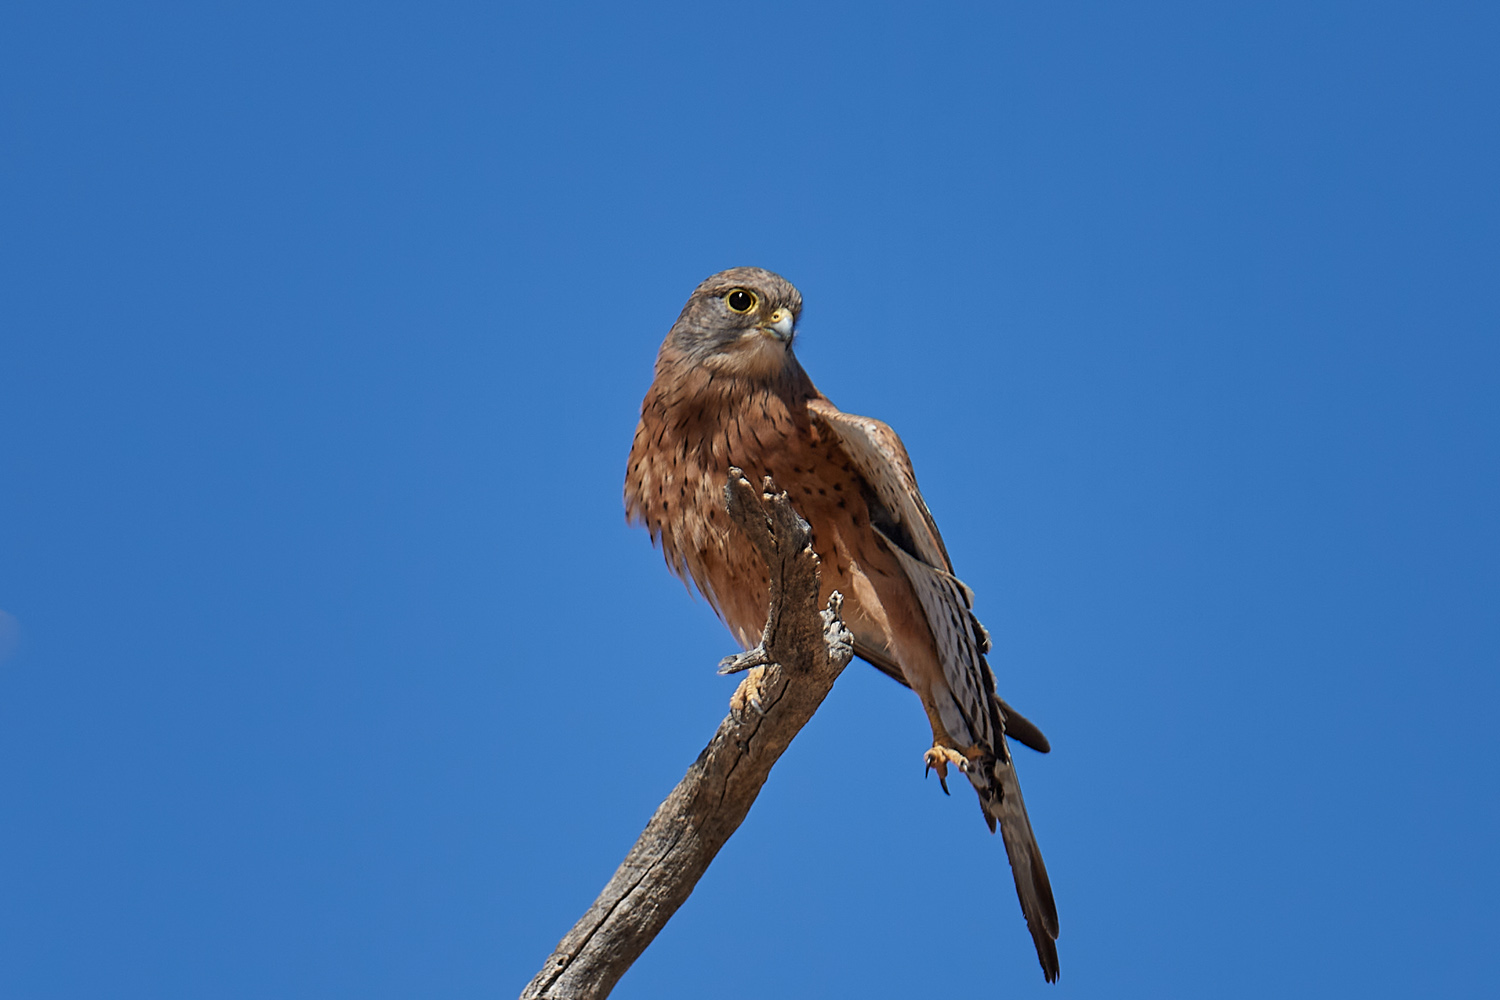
[970,741,1060,982]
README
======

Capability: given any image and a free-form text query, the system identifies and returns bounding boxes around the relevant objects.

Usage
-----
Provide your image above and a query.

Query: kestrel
[624,267,1060,981]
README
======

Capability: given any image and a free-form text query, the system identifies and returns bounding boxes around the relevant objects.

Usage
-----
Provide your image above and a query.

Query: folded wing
[809,396,1061,982]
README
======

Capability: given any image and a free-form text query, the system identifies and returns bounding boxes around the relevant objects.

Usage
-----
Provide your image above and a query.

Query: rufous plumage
[624,267,1060,981]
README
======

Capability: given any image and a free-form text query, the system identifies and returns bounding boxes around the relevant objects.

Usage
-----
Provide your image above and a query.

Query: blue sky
[2,2,1497,997]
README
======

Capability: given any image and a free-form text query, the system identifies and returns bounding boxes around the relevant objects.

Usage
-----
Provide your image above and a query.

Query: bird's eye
[725,289,757,314]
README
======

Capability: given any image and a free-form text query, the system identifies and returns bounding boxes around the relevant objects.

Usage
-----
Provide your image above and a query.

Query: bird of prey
[624,267,1060,982]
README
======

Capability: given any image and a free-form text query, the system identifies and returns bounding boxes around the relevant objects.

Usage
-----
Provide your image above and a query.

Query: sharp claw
[923,746,969,796]
[729,665,771,719]
[923,754,953,794]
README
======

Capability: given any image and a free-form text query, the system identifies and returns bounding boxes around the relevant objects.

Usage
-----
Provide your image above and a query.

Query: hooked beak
[760,307,795,343]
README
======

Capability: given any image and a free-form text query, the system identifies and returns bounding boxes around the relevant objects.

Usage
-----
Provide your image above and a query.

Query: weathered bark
[520,470,854,1000]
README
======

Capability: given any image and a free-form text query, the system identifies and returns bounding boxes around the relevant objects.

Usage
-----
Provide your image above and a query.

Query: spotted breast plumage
[623,267,1060,982]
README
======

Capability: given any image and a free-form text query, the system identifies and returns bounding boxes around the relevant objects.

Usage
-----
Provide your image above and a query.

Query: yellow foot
[729,666,771,720]
[923,746,970,795]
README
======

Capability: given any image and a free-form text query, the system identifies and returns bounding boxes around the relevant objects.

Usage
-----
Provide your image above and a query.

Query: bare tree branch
[520,470,854,1000]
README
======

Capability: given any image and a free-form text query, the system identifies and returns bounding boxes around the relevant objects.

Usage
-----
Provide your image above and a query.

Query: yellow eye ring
[724,289,758,314]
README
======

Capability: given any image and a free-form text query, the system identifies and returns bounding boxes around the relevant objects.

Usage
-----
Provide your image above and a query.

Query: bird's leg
[920,705,972,794]
[923,746,971,795]
[728,665,772,720]
[722,640,775,721]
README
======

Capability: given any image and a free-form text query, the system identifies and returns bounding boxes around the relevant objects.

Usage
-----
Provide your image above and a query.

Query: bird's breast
[625,379,878,646]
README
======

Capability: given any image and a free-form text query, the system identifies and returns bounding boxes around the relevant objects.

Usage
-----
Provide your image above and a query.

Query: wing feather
[811,399,996,743]
[852,639,1052,754]
[875,529,996,748]
[813,397,1061,981]
[808,398,953,571]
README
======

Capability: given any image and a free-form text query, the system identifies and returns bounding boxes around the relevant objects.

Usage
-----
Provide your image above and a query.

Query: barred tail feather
[972,748,1060,982]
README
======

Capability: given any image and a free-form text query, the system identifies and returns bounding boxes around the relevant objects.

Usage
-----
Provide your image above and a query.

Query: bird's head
[663,267,803,380]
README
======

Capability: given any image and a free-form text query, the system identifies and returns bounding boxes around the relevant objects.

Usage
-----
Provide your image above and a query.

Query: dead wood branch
[520,469,854,1000]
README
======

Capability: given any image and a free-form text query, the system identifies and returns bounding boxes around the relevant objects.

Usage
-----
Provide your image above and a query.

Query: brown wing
[807,398,954,572]
[810,398,1061,981]
[876,533,1000,749]
[808,398,995,745]
[853,639,1052,754]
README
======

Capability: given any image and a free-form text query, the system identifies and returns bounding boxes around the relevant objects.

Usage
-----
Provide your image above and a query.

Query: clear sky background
[3,3,1497,998]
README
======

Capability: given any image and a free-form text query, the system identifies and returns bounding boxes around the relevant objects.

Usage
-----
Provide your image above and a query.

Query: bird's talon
[729,666,771,719]
[923,746,969,796]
